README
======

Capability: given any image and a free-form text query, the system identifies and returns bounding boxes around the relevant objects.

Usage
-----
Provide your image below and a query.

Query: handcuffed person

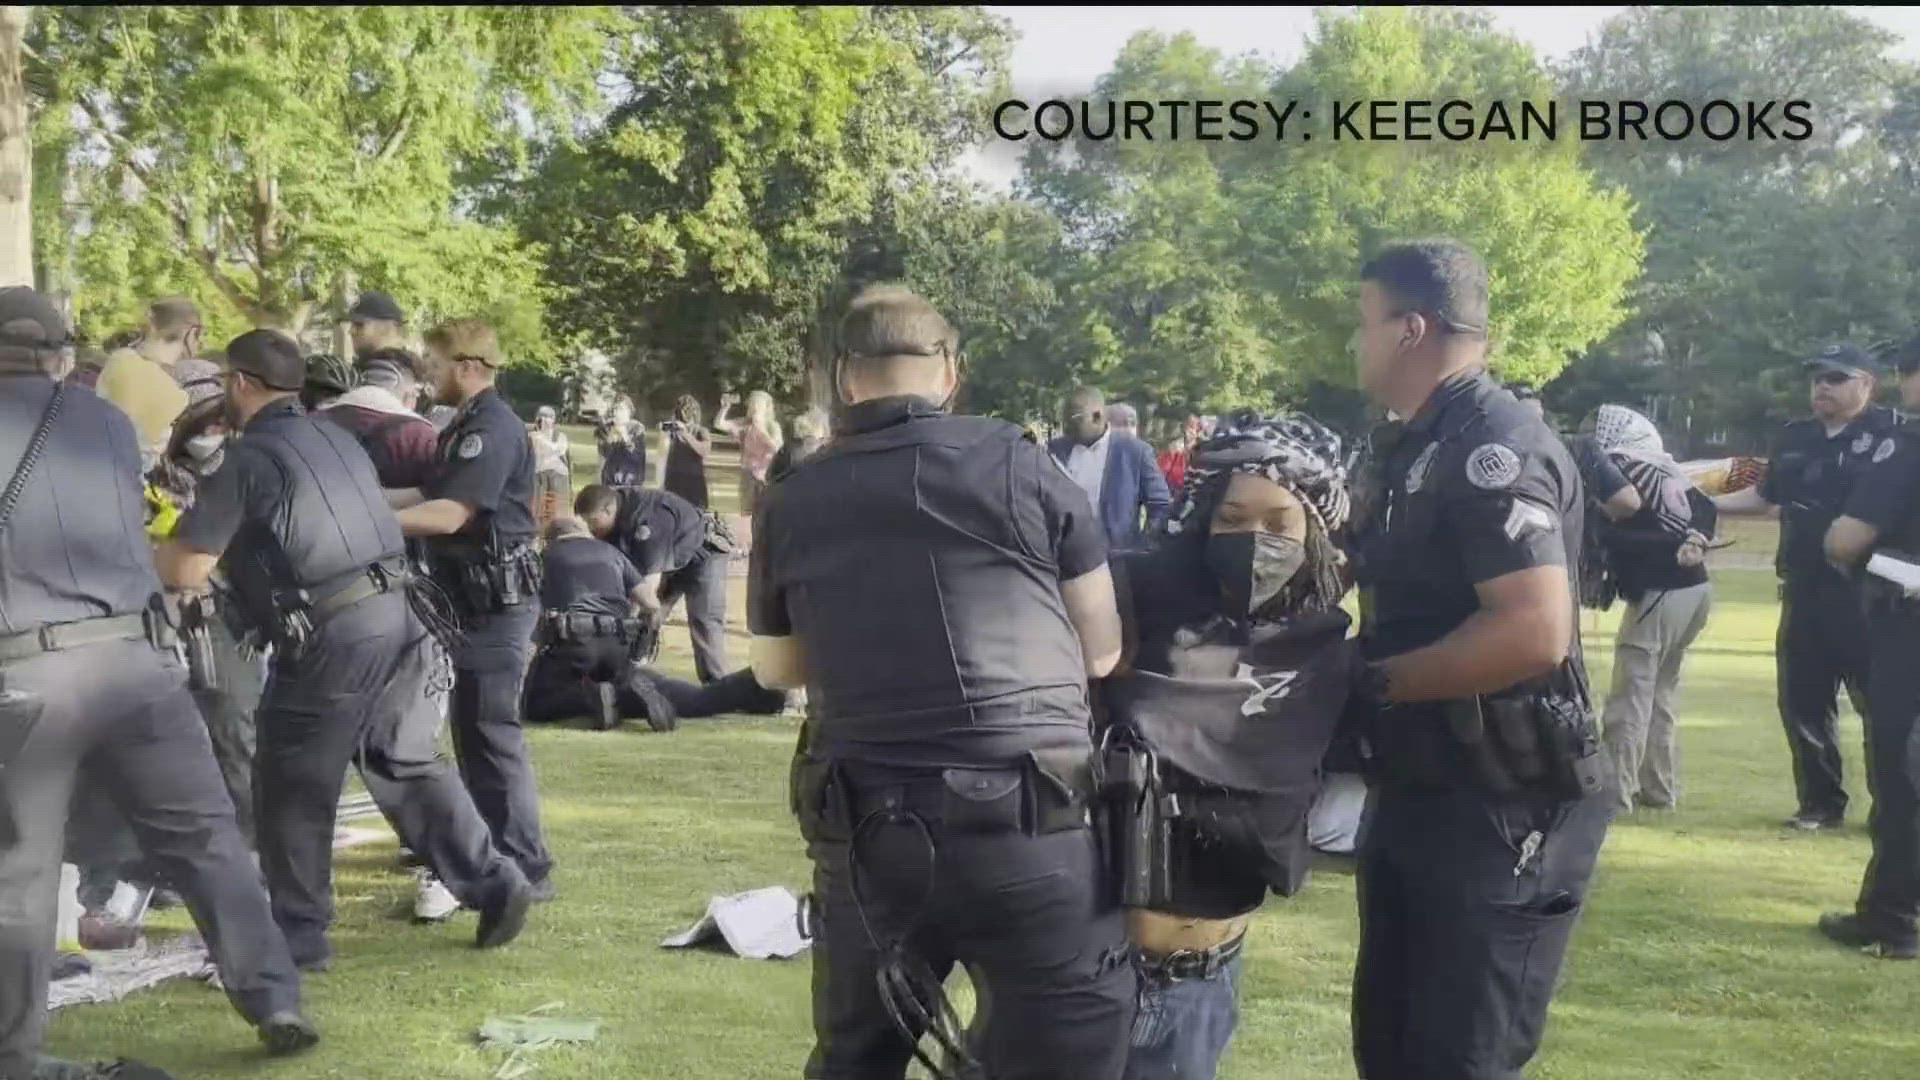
[1099,413,1358,1080]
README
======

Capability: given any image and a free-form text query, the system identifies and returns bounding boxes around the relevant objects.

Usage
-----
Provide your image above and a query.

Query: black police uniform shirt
[540,535,642,617]
[424,386,537,551]
[1761,405,1902,580]
[749,395,1109,768]
[609,487,706,577]
[1843,426,1920,562]
[175,399,404,615]
[0,370,159,632]
[1356,369,1584,666]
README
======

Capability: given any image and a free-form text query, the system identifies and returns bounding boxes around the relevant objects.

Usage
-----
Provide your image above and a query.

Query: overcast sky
[963,5,1920,189]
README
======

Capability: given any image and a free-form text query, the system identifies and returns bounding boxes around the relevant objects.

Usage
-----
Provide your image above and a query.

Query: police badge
[1854,432,1874,455]
[1405,442,1439,494]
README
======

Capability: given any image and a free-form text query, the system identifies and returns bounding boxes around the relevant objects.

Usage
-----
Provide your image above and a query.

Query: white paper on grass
[661,886,811,960]
[1867,553,1920,595]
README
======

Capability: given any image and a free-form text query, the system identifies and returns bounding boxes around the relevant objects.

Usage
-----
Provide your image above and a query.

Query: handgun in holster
[177,593,220,692]
[1093,730,1173,909]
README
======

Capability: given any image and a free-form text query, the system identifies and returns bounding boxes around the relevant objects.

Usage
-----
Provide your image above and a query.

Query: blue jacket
[1048,432,1173,551]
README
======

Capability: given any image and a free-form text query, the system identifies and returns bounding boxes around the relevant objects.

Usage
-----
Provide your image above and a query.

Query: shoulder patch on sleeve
[1875,437,1898,464]
[457,433,484,460]
[1465,443,1522,490]
[1503,499,1558,542]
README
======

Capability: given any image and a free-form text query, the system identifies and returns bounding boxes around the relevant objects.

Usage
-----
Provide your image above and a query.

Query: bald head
[1108,403,1138,435]
[1063,386,1108,446]
[836,285,960,406]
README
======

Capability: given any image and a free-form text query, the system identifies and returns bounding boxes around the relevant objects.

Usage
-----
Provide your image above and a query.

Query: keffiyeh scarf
[1167,413,1351,536]
[1593,404,1677,469]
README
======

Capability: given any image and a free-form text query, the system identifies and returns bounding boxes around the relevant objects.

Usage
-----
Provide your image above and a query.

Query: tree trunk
[331,268,354,359]
[0,7,33,288]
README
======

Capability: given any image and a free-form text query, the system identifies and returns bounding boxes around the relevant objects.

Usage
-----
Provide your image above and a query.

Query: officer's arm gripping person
[0,289,319,1078]
[748,286,1134,1080]
[152,329,534,974]
[1346,241,1612,1080]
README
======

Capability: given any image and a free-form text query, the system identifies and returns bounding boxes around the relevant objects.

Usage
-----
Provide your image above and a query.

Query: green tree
[522,5,1013,406]
[1557,5,1915,451]
[1018,10,1642,419]
[28,5,609,352]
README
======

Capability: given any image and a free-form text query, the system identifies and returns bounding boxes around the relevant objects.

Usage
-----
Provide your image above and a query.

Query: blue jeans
[1124,951,1243,1079]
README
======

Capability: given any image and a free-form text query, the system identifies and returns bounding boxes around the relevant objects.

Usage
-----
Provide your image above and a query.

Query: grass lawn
[42,450,1920,1078]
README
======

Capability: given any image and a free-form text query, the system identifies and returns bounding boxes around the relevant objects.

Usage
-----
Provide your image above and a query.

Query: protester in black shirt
[1103,414,1356,1080]
[1587,405,1712,814]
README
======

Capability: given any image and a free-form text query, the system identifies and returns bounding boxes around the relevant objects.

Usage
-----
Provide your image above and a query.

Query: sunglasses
[1812,370,1861,386]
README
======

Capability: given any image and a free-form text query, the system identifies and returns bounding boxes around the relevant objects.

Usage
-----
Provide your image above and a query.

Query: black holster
[1092,733,1175,909]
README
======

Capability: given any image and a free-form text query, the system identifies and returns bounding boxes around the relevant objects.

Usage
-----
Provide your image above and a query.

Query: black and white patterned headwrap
[1167,413,1351,536]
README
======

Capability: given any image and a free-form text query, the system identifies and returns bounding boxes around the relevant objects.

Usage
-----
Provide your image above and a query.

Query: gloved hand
[143,484,180,541]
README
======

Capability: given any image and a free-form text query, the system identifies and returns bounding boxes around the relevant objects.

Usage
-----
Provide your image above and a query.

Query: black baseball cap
[348,290,405,324]
[1803,343,1878,378]
[225,329,307,391]
[0,286,69,347]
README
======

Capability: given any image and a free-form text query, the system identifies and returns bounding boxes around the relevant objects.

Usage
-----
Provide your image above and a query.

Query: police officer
[0,289,317,1075]
[750,286,1133,1080]
[1347,241,1611,1079]
[524,517,786,727]
[1817,334,1920,960]
[575,482,730,684]
[155,329,533,970]
[525,516,676,732]
[386,319,554,900]
[1732,344,1900,830]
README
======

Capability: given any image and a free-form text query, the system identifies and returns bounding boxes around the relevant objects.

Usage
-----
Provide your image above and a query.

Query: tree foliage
[1555,5,1920,450]
[521,5,1013,408]
[1005,9,1641,425]
[28,5,609,351]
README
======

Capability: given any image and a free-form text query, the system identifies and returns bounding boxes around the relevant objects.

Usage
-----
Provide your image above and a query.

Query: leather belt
[1135,932,1245,983]
[310,560,409,620]
[0,612,151,664]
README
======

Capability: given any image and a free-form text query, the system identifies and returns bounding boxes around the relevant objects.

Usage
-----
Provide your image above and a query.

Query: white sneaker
[413,871,460,923]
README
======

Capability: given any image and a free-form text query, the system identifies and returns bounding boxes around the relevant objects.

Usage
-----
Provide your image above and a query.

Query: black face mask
[1205,531,1307,617]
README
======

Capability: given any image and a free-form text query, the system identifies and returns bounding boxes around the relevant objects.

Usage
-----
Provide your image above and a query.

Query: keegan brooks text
[991,99,1814,143]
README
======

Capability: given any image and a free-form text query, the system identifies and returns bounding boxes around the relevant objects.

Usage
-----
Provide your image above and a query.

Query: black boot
[626,669,679,732]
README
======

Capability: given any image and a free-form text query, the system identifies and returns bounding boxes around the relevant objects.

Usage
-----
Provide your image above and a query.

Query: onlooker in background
[1108,402,1140,438]
[96,298,202,464]
[769,406,828,484]
[66,343,110,391]
[315,354,441,489]
[1049,385,1173,552]
[661,394,713,508]
[715,389,784,556]
[301,353,356,412]
[530,405,573,540]
[596,395,648,487]
[1157,414,1206,493]
[1718,344,1897,830]
[348,290,409,363]
[1588,405,1714,814]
